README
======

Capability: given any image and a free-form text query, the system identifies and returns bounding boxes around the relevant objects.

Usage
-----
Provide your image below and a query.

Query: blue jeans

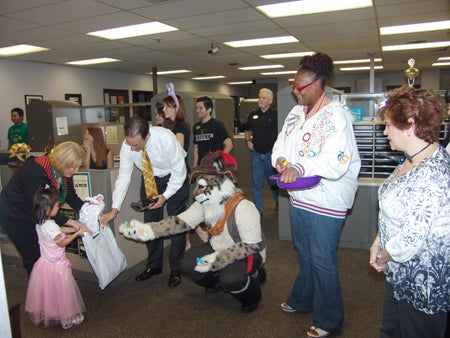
[287,206,344,333]
[250,150,279,214]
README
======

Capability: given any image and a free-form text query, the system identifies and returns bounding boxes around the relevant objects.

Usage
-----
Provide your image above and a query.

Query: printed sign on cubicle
[73,172,92,200]
[63,171,92,257]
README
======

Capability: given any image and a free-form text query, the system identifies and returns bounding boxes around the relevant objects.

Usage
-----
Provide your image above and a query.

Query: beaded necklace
[51,165,65,204]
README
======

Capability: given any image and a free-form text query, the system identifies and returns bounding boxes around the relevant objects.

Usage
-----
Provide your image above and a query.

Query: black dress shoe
[168,271,181,288]
[135,267,162,281]
[241,302,259,313]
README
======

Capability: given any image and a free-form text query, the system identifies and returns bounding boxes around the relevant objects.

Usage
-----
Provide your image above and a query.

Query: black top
[193,118,230,164]
[90,148,111,169]
[245,107,278,153]
[172,121,191,173]
[172,122,191,153]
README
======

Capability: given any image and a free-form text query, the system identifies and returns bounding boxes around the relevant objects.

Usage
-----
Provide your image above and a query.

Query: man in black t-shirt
[193,96,233,167]
[244,88,279,215]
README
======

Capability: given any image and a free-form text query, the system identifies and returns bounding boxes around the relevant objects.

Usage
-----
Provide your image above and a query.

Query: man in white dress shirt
[101,117,189,288]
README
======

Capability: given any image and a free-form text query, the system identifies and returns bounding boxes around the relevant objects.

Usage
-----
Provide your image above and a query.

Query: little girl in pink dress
[25,184,90,329]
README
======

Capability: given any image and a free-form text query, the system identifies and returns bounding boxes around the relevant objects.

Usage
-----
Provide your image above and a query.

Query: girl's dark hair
[298,52,334,88]
[33,184,60,225]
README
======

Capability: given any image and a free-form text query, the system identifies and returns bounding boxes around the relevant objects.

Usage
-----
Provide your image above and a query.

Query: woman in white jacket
[272,52,361,338]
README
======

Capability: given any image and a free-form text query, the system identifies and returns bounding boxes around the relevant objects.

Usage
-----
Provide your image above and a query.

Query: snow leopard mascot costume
[119,151,266,313]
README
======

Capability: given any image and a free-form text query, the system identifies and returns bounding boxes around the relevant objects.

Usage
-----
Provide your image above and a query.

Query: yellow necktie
[142,147,157,199]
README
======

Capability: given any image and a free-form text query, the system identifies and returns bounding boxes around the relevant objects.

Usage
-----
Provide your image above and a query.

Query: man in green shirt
[8,107,28,148]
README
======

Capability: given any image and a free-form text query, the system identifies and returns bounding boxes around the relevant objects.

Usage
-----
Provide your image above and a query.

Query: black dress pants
[141,174,189,272]
[380,281,447,338]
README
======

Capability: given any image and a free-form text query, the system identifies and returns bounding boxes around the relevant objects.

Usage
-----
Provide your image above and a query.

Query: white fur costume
[119,176,265,273]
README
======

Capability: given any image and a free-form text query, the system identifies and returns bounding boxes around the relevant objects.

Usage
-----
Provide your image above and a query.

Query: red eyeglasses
[291,80,315,93]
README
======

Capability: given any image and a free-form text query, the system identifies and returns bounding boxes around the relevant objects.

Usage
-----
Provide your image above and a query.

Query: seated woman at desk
[81,126,114,169]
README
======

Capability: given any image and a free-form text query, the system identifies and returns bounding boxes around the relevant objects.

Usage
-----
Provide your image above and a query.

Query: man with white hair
[244,88,279,216]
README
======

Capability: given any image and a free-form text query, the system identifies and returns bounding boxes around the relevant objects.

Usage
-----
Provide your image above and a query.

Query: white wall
[0,59,247,150]
[1,58,448,150]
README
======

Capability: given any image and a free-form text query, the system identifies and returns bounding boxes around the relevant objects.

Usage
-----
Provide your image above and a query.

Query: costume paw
[194,252,218,273]
[119,219,155,241]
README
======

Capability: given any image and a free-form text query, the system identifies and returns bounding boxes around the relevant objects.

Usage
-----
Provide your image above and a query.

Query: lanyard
[51,166,65,204]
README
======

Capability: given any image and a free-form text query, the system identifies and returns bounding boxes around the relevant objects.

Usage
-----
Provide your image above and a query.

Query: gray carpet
[3,188,386,337]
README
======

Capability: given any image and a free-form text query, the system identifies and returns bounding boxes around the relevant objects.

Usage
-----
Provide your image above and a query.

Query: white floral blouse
[378,146,450,314]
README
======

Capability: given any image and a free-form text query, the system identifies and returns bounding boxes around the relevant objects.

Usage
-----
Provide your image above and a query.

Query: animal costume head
[190,151,238,183]
[189,151,239,225]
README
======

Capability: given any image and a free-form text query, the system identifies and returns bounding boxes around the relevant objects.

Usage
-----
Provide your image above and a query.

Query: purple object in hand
[270,174,321,190]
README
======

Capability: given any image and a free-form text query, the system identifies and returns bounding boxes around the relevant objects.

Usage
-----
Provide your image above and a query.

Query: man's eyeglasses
[291,80,315,93]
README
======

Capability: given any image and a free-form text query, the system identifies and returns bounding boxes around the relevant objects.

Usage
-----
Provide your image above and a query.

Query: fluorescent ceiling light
[87,22,178,40]
[0,44,49,56]
[334,58,382,64]
[437,57,450,61]
[257,0,372,18]
[260,51,314,59]
[380,20,450,35]
[155,69,191,75]
[432,62,450,67]
[340,66,383,71]
[261,70,297,75]
[383,41,450,51]
[66,58,120,65]
[228,81,253,85]
[239,65,284,70]
[225,36,298,48]
[192,75,225,80]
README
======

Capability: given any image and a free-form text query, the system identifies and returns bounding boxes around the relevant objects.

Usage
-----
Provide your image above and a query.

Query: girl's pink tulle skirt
[25,257,85,327]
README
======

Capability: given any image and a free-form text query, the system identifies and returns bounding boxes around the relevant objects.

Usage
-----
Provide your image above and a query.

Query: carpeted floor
[3,188,387,338]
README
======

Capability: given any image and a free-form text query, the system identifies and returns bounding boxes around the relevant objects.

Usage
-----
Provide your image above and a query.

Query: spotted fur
[120,174,263,273]
[119,216,189,242]
[150,216,190,238]
[209,242,261,271]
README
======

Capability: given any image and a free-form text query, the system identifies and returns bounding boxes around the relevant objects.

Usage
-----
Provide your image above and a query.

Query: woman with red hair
[82,126,114,169]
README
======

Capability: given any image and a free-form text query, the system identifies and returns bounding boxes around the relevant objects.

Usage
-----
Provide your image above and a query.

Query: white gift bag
[79,194,105,233]
[82,227,127,289]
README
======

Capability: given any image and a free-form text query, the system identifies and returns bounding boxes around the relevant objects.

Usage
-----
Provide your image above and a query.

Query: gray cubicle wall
[27,100,84,152]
